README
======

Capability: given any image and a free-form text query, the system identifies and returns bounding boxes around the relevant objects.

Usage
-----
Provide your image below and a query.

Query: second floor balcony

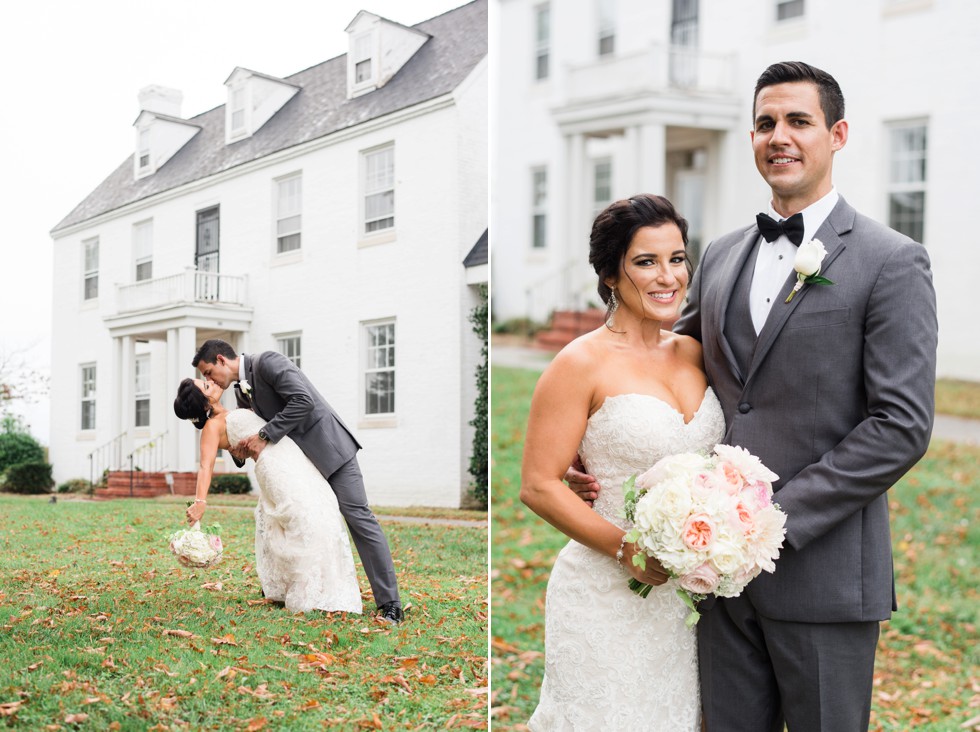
[562,44,738,106]
[116,268,248,314]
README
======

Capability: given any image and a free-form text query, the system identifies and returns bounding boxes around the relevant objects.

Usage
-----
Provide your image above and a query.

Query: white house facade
[491,0,980,380]
[50,0,488,507]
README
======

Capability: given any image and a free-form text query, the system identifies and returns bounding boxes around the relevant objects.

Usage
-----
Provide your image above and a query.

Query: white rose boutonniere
[786,238,834,303]
[239,379,252,395]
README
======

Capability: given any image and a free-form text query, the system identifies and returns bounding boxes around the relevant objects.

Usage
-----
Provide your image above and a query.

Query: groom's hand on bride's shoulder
[564,456,600,506]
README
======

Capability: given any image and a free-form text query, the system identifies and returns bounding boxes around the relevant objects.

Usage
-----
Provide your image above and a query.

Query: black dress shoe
[377,602,404,624]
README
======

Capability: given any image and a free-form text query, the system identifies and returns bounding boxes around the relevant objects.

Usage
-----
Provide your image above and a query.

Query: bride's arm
[186,420,222,525]
[519,349,668,586]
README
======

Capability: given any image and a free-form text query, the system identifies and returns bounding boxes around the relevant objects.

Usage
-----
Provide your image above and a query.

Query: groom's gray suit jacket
[236,351,361,479]
[675,197,937,623]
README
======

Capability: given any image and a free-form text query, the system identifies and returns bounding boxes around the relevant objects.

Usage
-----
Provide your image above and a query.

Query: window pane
[82,402,96,430]
[356,59,372,83]
[84,275,99,300]
[135,398,150,428]
[889,191,925,242]
[777,0,805,20]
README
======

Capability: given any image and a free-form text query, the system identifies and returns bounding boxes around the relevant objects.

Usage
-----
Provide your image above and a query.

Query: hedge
[4,462,55,494]
[210,474,252,494]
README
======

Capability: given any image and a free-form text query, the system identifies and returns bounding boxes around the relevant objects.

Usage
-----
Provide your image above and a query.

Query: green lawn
[490,365,979,731]
[0,496,487,730]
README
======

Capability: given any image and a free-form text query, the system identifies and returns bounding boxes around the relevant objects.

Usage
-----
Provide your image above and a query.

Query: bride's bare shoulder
[548,327,612,373]
[664,330,704,366]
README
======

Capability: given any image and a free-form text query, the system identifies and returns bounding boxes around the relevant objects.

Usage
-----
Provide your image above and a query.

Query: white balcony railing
[565,45,737,103]
[116,268,248,313]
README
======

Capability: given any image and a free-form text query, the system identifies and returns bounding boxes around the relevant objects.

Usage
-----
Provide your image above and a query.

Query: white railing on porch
[565,44,737,102]
[116,268,248,313]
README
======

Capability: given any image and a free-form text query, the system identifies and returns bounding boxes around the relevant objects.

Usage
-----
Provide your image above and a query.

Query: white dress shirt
[749,189,839,333]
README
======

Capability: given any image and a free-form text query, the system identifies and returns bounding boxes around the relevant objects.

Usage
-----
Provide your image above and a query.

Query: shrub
[210,474,252,494]
[57,478,94,495]
[492,317,544,337]
[4,462,54,494]
[0,431,45,474]
[469,284,488,509]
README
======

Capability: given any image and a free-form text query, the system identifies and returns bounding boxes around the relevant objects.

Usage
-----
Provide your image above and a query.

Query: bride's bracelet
[615,534,628,565]
[194,498,207,504]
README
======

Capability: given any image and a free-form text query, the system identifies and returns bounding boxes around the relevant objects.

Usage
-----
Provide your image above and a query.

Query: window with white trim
[597,0,615,56]
[363,145,394,235]
[887,121,928,243]
[531,167,547,249]
[133,220,153,281]
[81,364,96,430]
[353,33,374,84]
[776,0,805,20]
[134,355,150,428]
[593,159,612,216]
[83,237,99,300]
[138,129,150,170]
[364,321,395,415]
[276,174,302,253]
[230,86,246,134]
[277,334,302,368]
[534,4,551,80]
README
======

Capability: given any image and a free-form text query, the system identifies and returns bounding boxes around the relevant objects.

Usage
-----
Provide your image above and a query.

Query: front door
[195,206,220,301]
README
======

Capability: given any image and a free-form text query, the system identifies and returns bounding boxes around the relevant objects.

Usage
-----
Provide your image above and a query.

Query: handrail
[88,432,127,487]
[127,431,169,497]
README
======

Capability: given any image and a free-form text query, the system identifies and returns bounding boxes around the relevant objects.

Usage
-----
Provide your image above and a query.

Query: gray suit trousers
[327,456,399,607]
[699,595,879,732]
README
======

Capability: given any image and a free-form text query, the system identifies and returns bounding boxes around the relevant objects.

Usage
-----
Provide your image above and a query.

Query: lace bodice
[528,389,725,732]
[583,389,726,528]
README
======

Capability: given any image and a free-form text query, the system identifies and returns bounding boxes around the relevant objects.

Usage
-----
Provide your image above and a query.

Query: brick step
[535,309,606,351]
[96,471,198,500]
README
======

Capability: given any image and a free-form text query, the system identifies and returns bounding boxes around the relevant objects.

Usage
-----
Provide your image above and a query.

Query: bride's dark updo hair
[589,194,692,324]
[174,378,210,430]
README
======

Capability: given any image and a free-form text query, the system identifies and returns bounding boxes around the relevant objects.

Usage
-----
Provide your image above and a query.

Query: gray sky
[0,0,467,444]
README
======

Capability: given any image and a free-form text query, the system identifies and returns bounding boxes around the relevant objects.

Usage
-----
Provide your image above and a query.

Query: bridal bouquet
[168,522,223,568]
[623,444,787,626]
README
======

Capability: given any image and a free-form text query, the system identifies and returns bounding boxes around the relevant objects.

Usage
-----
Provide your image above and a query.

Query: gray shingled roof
[463,228,488,267]
[52,0,487,234]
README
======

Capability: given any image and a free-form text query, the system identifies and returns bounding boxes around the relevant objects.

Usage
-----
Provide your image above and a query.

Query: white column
[174,326,198,472]
[111,336,124,437]
[636,123,667,196]
[119,335,134,457]
[623,125,640,195]
[563,132,587,312]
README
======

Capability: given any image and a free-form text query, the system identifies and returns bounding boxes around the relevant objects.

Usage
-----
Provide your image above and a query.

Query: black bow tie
[756,212,805,246]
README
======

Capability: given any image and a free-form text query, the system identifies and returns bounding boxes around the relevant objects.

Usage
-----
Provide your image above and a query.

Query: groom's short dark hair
[193,339,237,367]
[753,61,845,129]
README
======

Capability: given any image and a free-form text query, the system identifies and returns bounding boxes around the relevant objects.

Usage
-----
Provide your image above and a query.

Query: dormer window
[223,68,300,144]
[354,34,374,84]
[345,11,429,99]
[230,87,246,135]
[138,129,150,170]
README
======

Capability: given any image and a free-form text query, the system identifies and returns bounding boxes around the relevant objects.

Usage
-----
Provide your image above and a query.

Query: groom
[192,339,404,624]
[570,62,937,730]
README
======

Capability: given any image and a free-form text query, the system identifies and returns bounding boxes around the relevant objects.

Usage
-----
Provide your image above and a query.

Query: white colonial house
[49,0,488,507]
[492,0,980,380]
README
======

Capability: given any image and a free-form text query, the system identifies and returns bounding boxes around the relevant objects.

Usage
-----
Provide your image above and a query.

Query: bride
[520,194,724,730]
[173,378,362,614]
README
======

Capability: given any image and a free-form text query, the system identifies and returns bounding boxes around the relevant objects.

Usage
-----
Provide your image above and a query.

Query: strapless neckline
[591,387,713,427]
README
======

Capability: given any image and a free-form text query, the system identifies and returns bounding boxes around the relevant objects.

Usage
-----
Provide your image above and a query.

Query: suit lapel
[713,227,762,384]
[745,198,854,384]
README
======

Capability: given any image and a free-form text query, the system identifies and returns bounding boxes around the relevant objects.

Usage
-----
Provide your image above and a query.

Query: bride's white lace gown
[528,389,726,731]
[225,409,362,614]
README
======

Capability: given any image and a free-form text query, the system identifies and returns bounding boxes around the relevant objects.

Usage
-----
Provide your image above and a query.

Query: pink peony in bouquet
[168,521,223,568]
[623,444,787,626]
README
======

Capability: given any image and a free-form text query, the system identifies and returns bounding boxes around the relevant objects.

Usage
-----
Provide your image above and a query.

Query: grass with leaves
[0,496,487,730]
[490,365,979,731]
